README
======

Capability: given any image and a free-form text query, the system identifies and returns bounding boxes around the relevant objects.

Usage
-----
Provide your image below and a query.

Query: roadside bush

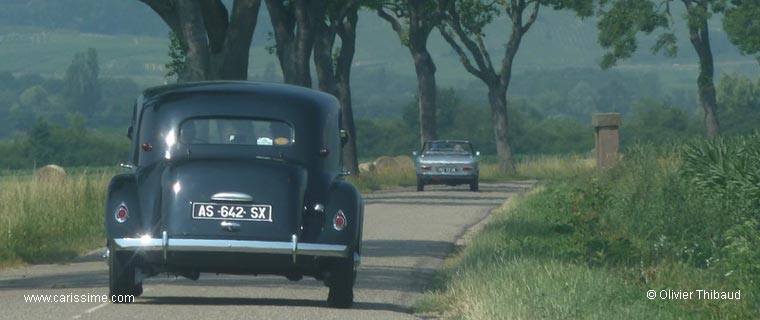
[680,131,760,296]
[0,117,128,170]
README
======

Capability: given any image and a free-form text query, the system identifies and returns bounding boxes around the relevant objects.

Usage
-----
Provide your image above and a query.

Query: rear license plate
[437,167,457,173]
[192,203,273,222]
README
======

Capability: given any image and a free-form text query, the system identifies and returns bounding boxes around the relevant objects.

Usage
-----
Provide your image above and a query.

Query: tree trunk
[337,82,359,174]
[220,0,261,80]
[265,0,320,87]
[336,10,359,175]
[141,0,261,82]
[376,5,439,147]
[313,5,360,175]
[689,18,720,137]
[487,84,516,173]
[411,47,438,145]
[314,27,337,93]
[176,0,209,82]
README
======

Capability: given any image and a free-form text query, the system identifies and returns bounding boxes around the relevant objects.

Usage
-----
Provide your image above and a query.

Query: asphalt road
[0,182,534,320]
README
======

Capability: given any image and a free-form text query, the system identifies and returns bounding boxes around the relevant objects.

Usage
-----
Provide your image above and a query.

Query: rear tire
[416,177,424,192]
[470,178,479,192]
[108,247,139,303]
[327,258,355,308]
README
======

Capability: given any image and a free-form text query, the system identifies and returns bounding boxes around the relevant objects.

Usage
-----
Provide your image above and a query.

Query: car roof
[140,81,337,112]
[143,81,326,99]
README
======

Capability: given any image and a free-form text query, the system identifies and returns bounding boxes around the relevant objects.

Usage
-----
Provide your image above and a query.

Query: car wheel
[327,258,355,308]
[416,177,424,192]
[470,178,479,192]
[108,247,139,303]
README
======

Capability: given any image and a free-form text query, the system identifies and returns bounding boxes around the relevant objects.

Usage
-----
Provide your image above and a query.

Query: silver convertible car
[413,140,480,192]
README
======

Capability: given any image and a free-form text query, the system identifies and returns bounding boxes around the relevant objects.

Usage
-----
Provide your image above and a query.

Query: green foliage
[597,0,670,69]
[165,31,186,81]
[716,73,760,135]
[508,67,675,120]
[27,118,56,166]
[0,51,140,139]
[0,117,129,170]
[679,132,760,296]
[680,131,760,210]
[723,2,760,64]
[448,0,498,36]
[63,48,100,114]
[622,100,702,146]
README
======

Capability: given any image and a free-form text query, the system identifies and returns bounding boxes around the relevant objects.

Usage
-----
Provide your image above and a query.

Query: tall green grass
[512,154,595,180]
[417,132,760,319]
[0,168,115,267]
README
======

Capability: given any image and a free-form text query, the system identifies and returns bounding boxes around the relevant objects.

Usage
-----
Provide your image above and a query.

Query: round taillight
[115,204,128,223]
[142,143,153,151]
[319,147,329,157]
[333,210,347,231]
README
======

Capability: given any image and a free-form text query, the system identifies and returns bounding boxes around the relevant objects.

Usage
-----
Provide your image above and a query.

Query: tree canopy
[597,0,728,137]
[723,1,760,65]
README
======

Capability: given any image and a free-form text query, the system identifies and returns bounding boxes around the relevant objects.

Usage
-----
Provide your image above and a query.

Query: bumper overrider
[108,231,350,264]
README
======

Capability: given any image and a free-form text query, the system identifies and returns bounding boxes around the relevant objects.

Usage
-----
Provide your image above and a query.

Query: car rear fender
[105,173,143,240]
[317,180,364,254]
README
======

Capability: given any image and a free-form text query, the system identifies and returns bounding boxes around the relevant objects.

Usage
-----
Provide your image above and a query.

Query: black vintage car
[104,82,364,308]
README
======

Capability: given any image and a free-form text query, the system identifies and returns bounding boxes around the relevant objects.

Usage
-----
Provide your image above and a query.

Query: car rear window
[423,141,473,154]
[180,118,293,146]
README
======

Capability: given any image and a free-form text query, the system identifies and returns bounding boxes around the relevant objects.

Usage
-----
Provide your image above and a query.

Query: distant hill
[0,1,757,119]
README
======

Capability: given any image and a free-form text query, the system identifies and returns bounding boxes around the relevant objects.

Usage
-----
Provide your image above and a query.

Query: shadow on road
[0,269,108,290]
[136,296,410,313]
[364,182,534,206]
[363,239,453,258]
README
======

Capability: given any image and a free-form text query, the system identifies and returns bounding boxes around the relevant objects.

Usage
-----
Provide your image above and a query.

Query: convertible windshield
[180,118,293,146]
[423,141,473,155]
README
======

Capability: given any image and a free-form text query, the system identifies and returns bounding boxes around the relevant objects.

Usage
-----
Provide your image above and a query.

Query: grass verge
[416,136,759,319]
[0,168,116,267]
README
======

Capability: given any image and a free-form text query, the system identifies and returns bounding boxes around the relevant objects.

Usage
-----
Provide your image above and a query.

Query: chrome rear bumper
[111,232,349,263]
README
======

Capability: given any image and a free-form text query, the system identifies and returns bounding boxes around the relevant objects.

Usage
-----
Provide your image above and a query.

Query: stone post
[592,113,621,168]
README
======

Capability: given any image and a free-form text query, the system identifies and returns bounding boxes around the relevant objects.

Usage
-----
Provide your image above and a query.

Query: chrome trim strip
[114,238,163,251]
[210,192,254,202]
[112,237,349,258]
[291,234,298,264]
[297,243,349,257]
[162,231,168,261]
[119,162,135,170]
[220,221,241,232]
